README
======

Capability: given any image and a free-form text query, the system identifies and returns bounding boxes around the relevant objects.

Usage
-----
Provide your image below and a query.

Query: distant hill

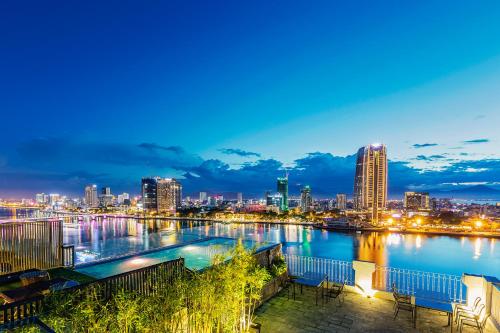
[430,185,500,200]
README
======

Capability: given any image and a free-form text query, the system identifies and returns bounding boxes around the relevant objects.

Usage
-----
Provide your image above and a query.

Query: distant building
[300,186,313,213]
[336,194,347,210]
[199,191,207,203]
[266,193,283,211]
[353,143,388,224]
[277,175,289,212]
[117,193,130,205]
[84,185,99,208]
[35,193,49,205]
[99,187,113,207]
[157,178,182,213]
[237,192,243,204]
[48,194,60,206]
[141,177,159,211]
[404,192,430,211]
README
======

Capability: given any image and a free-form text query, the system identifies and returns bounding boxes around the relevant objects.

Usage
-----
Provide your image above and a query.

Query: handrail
[284,254,355,285]
[373,265,466,303]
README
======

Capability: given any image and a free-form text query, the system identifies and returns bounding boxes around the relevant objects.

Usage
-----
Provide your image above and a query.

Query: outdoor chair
[393,288,415,322]
[454,297,481,323]
[283,275,296,300]
[326,279,346,306]
[391,283,411,310]
[458,304,488,333]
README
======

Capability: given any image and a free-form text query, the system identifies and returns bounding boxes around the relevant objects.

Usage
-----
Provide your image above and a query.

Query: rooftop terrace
[255,287,498,333]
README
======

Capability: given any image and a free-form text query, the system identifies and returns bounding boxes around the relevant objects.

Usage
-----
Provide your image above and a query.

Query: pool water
[75,237,268,279]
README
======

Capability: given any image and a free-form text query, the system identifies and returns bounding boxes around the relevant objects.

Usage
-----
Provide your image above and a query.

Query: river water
[57,216,499,278]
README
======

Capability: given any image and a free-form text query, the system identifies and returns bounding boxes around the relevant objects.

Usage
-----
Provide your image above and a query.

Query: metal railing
[284,254,354,285]
[0,220,64,275]
[0,258,186,330]
[373,265,466,303]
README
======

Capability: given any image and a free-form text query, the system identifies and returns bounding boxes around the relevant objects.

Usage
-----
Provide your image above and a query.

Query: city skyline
[1,1,500,198]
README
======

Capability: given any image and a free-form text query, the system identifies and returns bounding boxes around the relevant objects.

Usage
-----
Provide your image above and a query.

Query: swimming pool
[75,237,272,279]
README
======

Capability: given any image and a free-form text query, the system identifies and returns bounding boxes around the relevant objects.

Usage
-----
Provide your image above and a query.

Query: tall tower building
[84,185,98,208]
[199,191,207,203]
[141,177,158,211]
[300,185,312,213]
[157,178,182,213]
[353,144,388,224]
[277,174,289,212]
[336,193,347,210]
[237,192,243,204]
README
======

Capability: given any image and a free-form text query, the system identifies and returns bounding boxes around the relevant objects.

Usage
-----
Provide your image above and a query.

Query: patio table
[291,272,327,305]
[414,297,453,332]
[0,278,68,303]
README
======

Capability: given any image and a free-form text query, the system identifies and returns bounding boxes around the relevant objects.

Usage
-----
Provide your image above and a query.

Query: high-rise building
[157,178,182,213]
[237,192,243,204]
[199,191,207,203]
[353,143,388,224]
[141,177,158,211]
[84,185,99,208]
[336,193,347,210]
[102,187,111,196]
[404,192,430,211]
[277,175,289,212]
[300,185,313,213]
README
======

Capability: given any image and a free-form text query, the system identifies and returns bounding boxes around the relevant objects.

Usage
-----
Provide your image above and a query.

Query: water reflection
[53,216,500,277]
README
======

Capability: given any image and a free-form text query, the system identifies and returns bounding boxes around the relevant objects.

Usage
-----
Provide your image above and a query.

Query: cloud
[412,143,438,148]
[2,138,500,198]
[15,138,201,170]
[415,154,446,161]
[138,143,185,154]
[463,138,490,144]
[218,148,261,158]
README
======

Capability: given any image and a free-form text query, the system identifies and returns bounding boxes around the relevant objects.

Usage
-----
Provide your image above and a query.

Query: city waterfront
[58,215,500,277]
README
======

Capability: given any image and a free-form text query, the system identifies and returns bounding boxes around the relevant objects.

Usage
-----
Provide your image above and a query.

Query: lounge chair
[393,287,414,322]
[458,304,488,333]
[454,297,481,323]
[49,279,80,292]
[19,270,50,286]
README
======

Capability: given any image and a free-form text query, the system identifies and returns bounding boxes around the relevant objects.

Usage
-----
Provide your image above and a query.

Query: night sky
[1,0,499,198]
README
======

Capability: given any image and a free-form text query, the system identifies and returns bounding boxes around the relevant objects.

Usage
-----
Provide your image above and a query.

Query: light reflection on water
[58,216,500,277]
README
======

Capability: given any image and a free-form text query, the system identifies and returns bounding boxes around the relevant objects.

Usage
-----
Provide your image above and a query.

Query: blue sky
[0,0,499,198]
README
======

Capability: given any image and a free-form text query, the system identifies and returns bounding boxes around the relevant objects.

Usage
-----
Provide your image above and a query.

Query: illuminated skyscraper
[157,178,182,213]
[84,185,98,208]
[237,192,243,204]
[300,185,312,213]
[199,191,207,203]
[141,177,158,211]
[142,177,182,213]
[277,175,289,212]
[336,193,347,210]
[353,144,388,224]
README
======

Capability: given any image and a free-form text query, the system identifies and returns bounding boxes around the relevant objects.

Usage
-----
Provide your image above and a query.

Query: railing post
[352,260,376,296]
